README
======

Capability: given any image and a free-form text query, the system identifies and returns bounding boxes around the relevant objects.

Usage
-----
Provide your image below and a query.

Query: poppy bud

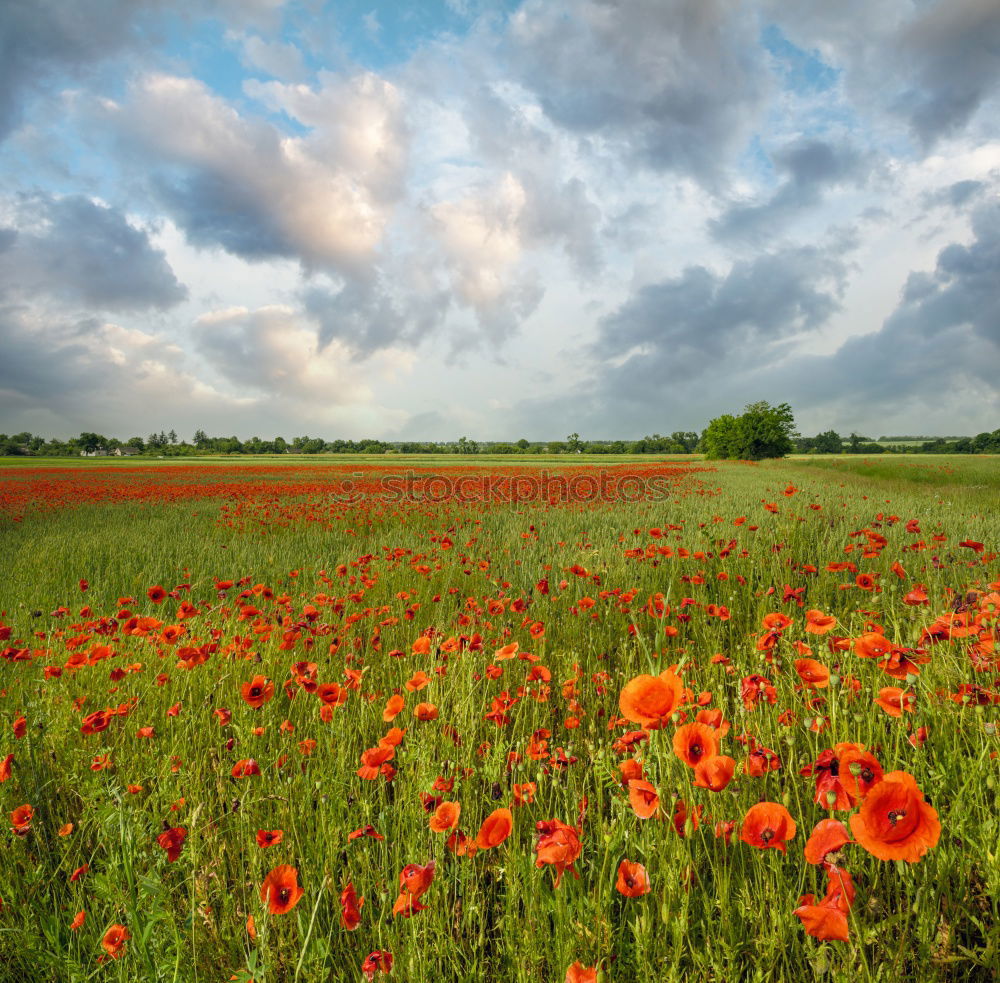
[491,782,503,800]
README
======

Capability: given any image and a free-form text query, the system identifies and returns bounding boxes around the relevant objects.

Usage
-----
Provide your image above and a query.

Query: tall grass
[0,458,996,981]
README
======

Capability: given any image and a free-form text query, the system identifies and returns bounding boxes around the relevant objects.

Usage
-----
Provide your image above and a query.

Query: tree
[812,430,843,454]
[77,432,107,453]
[700,414,742,460]
[168,429,178,444]
[670,431,699,453]
[702,402,797,460]
[567,432,583,453]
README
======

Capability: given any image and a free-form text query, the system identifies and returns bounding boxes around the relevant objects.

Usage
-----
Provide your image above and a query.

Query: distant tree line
[1,422,997,458]
[793,430,1000,455]
[0,429,702,457]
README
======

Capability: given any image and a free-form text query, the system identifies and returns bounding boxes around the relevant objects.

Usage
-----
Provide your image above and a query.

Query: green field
[0,456,997,982]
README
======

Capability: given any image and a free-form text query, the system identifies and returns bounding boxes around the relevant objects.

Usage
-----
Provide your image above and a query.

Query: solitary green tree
[702,402,797,460]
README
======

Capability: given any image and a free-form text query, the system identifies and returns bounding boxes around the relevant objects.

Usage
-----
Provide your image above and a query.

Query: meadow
[0,455,997,982]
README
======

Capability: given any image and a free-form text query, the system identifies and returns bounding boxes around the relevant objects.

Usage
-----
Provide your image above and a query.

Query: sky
[0,0,998,442]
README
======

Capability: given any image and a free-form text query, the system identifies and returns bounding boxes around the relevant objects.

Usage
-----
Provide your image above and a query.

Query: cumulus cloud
[193,304,411,405]
[506,0,769,181]
[302,271,450,357]
[109,72,407,272]
[0,302,228,437]
[0,192,186,311]
[0,0,155,142]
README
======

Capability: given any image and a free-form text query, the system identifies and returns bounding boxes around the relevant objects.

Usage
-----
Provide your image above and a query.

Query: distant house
[80,449,110,457]
[114,447,141,457]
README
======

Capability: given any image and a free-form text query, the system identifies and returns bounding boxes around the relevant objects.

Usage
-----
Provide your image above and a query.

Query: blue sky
[1,0,998,441]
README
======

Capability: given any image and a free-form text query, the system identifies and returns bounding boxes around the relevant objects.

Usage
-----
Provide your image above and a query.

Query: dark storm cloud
[712,138,871,241]
[594,242,848,378]
[880,200,1000,350]
[894,0,1000,147]
[598,200,1000,430]
[0,193,186,311]
[499,235,857,437]
[769,0,1000,150]
[506,0,769,181]
[151,170,289,262]
[750,203,1000,421]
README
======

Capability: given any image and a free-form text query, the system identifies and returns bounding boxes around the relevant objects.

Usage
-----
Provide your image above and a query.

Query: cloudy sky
[1,0,998,442]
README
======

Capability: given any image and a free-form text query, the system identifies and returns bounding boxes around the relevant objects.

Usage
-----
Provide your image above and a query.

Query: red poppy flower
[10,803,33,835]
[627,779,659,819]
[875,687,916,717]
[70,911,85,932]
[362,950,393,980]
[476,807,513,849]
[231,758,261,778]
[804,819,852,865]
[357,745,394,781]
[794,867,856,942]
[429,801,461,833]
[849,771,940,862]
[399,860,435,898]
[240,675,274,709]
[392,860,435,917]
[805,610,836,634]
[535,819,582,887]
[836,745,883,802]
[101,924,130,959]
[340,882,364,930]
[615,859,650,897]
[794,658,830,689]
[413,702,439,721]
[382,693,405,721]
[157,827,187,862]
[256,829,284,848]
[672,722,718,768]
[565,964,597,983]
[740,802,797,853]
[619,670,684,729]
[405,670,431,692]
[260,865,304,915]
[693,754,736,792]
[81,710,112,735]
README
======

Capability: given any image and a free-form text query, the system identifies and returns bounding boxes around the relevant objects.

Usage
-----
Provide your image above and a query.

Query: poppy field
[0,456,997,982]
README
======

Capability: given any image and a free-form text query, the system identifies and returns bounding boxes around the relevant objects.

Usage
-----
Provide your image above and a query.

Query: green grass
[0,457,997,982]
